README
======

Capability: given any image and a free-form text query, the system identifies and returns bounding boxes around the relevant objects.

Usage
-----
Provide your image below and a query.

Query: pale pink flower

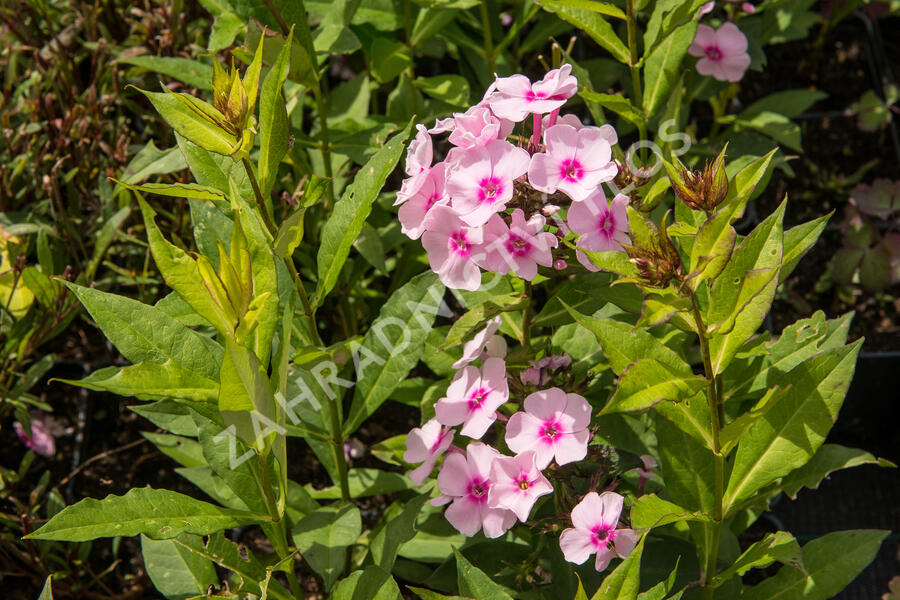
[13,412,55,458]
[446,140,530,227]
[397,124,434,202]
[635,454,657,479]
[505,388,591,469]
[688,23,751,83]
[437,442,517,537]
[404,418,455,484]
[520,354,572,386]
[568,191,630,272]
[435,357,509,439]
[421,205,486,291]
[448,105,515,149]
[486,65,578,122]
[742,3,755,13]
[488,450,553,521]
[481,209,558,280]
[453,316,503,368]
[700,1,714,15]
[559,491,639,572]
[398,163,449,239]
[528,124,618,202]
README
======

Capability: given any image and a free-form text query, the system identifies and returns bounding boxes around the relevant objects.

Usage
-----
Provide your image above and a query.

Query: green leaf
[538,1,630,63]
[218,338,276,447]
[409,587,473,600]
[602,358,706,414]
[114,180,228,208]
[155,291,212,328]
[136,88,241,157]
[655,406,715,513]
[643,0,708,51]
[781,213,831,283]
[314,122,412,307]
[579,90,645,128]
[778,443,895,500]
[344,271,444,435]
[631,494,712,529]
[643,21,697,117]
[454,548,515,600]
[535,272,642,326]
[175,132,252,198]
[441,294,525,350]
[563,303,692,376]
[734,111,803,152]
[118,140,187,186]
[258,27,293,200]
[209,11,243,52]
[370,37,412,83]
[741,530,888,600]
[118,56,214,90]
[718,149,778,223]
[57,362,218,402]
[130,400,198,437]
[62,282,222,379]
[141,533,219,599]
[414,75,471,107]
[291,504,362,590]
[741,89,827,120]
[718,386,788,455]
[331,565,402,600]
[712,531,802,586]
[305,468,412,499]
[688,207,737,289]
[590,534,646,600]
[723,339,864,513]
[538,0,625,18]
[370,495,429,571]
[25,487,268,541]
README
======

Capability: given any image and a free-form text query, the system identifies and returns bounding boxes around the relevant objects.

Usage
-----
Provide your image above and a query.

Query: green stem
[690,294,725,595]
[522,280,533,350]
[479,1,496,75]
[404,0,421,117]
[328,397,351,503]
[312,84,335,205]
[256,455,303,599]
[626,0,648,162]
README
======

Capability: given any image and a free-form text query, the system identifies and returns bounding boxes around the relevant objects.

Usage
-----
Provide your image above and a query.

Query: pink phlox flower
[437,442,517,537]
[506,387,591,469]
[528,124,618,202]
[688,23,751,83]
[486,65,579,122]
[488,450,553,522]
[741,2,755,13]
[404,418,456,484]
[635,454,658,479]
[399,162,450,239]
[430,116,456,134]
[481,209,558,280]
[453,316,502,368]
[700,1,715,15]
[448,105,515,149]
[559,491,639,572]
[520,354,572,386]
[421,204,486,291]
[445,139,530,227]
[13,412,55,458]
[568,191,630,272]
[435,357,509,439]
[397,124,435,202]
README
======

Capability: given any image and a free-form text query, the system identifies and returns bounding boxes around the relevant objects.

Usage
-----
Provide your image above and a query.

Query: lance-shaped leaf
[59,361,219,403]
[441,293,526,350]
[175,133,252,198]
[563,302,692,376]
[718,149,778,222]
[590,533,646,600]
[369,495,429,572]
[141,533,220,599]
[137,88,242,157]
[131,400,199,437]
[655,404,715,513]
[635,291,695,331]
[62,282,222,380]
[580,90,645,128]
[778,443,894,500]
[454,549,515,600]
[218,338,276,447]
[538,1,630,63]
[344,272,444,436]
[25,487,269,541]
[112,179,228,210]
[687,206,737,289]
[291,504,362,590]
[643,20,697,117]
[711,531,802,586]
[258,27,293,199]
[631,494,712,530]
[718,386,788,455]
[332,566,402,600]
[723,339,863,513]
[314,122,412,307]
[741,530,888,600]
[535,272,642,326]
[602,358,706,414]
[781,212,831,283]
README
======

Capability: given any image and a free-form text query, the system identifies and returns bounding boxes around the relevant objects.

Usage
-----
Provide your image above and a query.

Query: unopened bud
[554,259,567,270]
[666,144,729,214]
[542,204,560,216]
[623,212,683,289]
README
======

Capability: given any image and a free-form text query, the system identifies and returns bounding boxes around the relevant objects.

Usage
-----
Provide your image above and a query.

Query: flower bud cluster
[396,66,631,289]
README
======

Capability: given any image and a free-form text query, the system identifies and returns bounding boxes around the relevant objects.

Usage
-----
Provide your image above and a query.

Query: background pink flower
[398,124,434,202]
[688,22,751,82]
[437,442,517,537]
[559,491,639,572]
[481,209,558,280]
[528,124,617,201]
[404,418,455,484]
[446,140,530,226]
[486,65,578,122]
[505,388,591,469]
[421,205,485,291]
[398,163,449,239]
[488,450,553,521]
[453,316,502,368]
[435,357,509,439]
[13,412,55,458]
[568,191,630,271]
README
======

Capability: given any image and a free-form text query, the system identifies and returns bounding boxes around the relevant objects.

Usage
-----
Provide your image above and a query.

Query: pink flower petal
[437,453,472,497]
[559,528,596,564]
[445,495,484,536]
[523,388,568,421]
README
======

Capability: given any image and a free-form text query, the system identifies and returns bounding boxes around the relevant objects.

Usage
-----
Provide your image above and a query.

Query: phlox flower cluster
[403,318,637,571]
[395,65,631,290]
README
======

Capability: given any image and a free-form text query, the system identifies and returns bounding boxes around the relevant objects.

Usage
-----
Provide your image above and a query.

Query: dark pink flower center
[705,45,722,61]
[539,420,562,443]
[477,177,504,204]
[516,474,531,491]
[468,387,489,410]
[590,524,614,547]
[505,234,532,257]
[559,158,584,183]
[597,212,615,237]
[468,477,490,503]
[525,90,549,102]
[449,231,471,256]
[429,430,447,453]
